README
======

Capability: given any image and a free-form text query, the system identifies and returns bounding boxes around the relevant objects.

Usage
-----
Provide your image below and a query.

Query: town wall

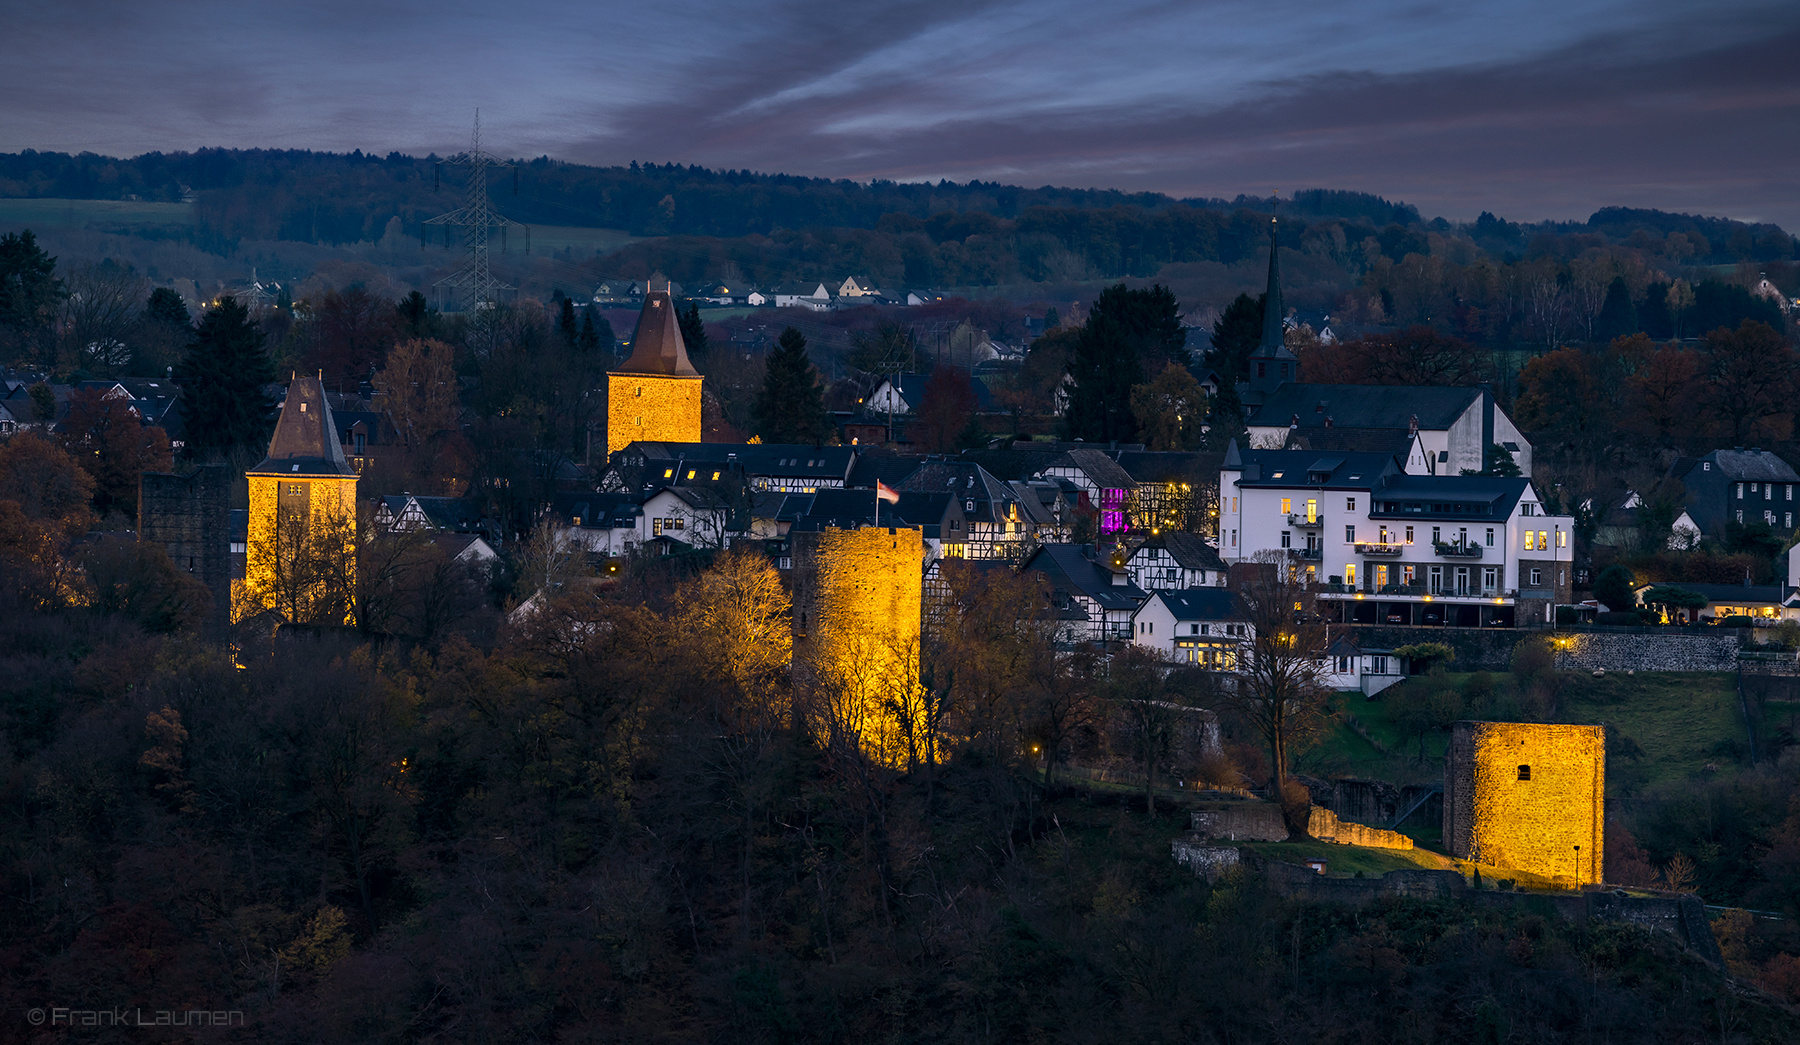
[1445,721,1605,885]
[138,465,233,628]
[1188,804,1412,850]
[790,525,925,767]
[605,373,701,455]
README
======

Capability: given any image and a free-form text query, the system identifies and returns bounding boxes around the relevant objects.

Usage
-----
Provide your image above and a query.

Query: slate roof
[1224,445,1399,489]
[613,291,700,378]
[553,492,641,529]
[1113,450,1221,486]
[251,377,353,476]
[1676,450,1800,483]
[897,461,1019,523]
[622,442,856,485]
[1153,531,1227,572]
[1059,448,1138,491]
[1366,476,1534,521]
[846,451,925,489]
[1249,383,1482,430]
[1021,543,1146,612]
[1283,427,1415,455]
[1149,588,1246,621]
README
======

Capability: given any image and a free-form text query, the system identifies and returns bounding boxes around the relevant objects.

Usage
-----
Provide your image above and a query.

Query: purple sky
[8,1,1800,227]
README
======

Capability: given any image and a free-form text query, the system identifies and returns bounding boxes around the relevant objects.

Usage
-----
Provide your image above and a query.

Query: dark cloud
[4,1,1798,227]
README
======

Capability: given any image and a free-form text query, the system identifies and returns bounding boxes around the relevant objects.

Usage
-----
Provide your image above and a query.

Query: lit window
[1281,497,1291,515]
[1405,526,1414,544]
[1524,531,1535,551]
[1345,564,1356,585]
[712,471,720,480]
[686,470,695,480]
[1538,530,1547,550]
[663,469,673,478]
[1557,530,1567,548]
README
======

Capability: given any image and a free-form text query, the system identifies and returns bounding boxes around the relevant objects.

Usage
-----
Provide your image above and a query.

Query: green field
[1240,839,1454,877]
[0,197,195,233]
[523,224,642,255]
[1308,671,1745,795]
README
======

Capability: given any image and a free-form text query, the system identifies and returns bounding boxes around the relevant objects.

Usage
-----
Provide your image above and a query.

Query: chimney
[1408,414,1419,437]
[1324,415,1334,428]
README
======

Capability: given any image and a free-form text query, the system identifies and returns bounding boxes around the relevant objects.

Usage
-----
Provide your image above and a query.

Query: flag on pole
[876,480,901,504]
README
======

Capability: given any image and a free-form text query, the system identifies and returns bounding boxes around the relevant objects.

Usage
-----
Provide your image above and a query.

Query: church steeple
[1247,195,1297,397]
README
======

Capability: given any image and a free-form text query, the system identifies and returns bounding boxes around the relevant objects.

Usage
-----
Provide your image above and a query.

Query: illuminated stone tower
[1445,721,1605,886]
[234,377,360,622]
[790,525,926,767]
[606,290,702,455]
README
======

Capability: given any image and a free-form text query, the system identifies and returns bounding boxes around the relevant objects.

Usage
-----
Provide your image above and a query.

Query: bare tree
[1219,550,1332,836]
[61,261,148,374]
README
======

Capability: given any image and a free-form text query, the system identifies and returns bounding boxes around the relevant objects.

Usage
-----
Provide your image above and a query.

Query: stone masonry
[1446,721,1605,885]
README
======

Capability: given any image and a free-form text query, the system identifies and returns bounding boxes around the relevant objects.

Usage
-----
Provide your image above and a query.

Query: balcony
[1355,542,1405,557]
[1287,513,1324,529]
[1293,547,1322,561]
[1434,540,1483,559]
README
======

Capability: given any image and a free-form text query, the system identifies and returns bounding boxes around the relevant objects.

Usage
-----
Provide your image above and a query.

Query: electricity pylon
[426,110,525,312]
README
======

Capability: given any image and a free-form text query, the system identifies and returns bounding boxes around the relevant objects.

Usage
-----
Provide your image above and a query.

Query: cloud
[3,0,1798,226]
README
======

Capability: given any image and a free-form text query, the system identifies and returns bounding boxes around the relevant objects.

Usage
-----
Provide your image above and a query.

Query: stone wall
[1446,721,1605,885]
[139,466,232,629]
[1306,807,1413,850]
[1553,633,1739,672]
[605,372,702,455]
[1300,776,1441,829]
[1171,841,1240,881]
[1262,862,1722,965]
[1190,804,1288,842]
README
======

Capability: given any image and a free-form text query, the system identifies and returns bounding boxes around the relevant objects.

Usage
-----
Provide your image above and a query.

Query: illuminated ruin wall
[235,472,359,623]
[1445,721,1605,885]
[791,525,925,767]
[606,373,702,455]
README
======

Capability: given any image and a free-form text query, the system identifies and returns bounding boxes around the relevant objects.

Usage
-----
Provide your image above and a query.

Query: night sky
[8,0,1800,227]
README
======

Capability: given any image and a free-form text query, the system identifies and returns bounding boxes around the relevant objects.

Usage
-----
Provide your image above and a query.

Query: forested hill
[1,148,1792,268]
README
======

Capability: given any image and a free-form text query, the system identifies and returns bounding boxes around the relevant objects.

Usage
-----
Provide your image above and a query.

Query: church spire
[1258,197,1286,353]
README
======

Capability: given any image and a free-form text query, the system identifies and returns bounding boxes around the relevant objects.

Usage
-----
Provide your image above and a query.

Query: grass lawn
[1304,671,1746,799]
[1240,840,1454,877]
[0,197,194,232]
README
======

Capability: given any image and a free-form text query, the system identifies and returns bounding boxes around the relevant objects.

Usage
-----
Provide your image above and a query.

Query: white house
[773,282,833,310]
[553,493,643,556]
[1320,636,1404,695]
[745,288,770,306]
[1246,385,1532,477]
[1218,441,1575,626]
[1130,589,1249,669]
[639,486,732,549]
[838,276,880,299]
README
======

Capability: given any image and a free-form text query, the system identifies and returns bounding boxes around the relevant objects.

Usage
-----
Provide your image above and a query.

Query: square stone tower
[790,524,925,767]
[1445,721,1605,885]
[236,376,360,623]
[606,291,703,455]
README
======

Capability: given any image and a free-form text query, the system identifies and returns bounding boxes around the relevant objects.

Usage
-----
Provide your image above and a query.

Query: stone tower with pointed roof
[234,376,359,622]
[606,290,703,455]
[1245,201,1298,401]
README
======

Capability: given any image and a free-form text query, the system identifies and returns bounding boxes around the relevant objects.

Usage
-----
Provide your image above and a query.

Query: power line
[424,111,527,312]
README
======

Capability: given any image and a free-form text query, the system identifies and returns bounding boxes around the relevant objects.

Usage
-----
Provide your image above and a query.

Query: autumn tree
[308,286,399,394]
[0,434,96,607]
[58,385,173,519]
[679,548,792,728]
[1301,326,1486,386]
[1699,320,1798,444]
[914,364,978,453]
[1130,362,1206,451]
[1624,342,1701,445]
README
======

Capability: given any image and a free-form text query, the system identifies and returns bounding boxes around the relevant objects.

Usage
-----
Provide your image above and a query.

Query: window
[1305,498,1317,523]
[663,468,674,478]
[1737,510,1745,523]
[1280,531,1291,548]
[1789,485,1794,501]
[778,557,791,570]
[1768,485,1776,501]
[1346,497,1356,511]
[1402,564,1416,585]
[1768,511,1777,525]
[1524,530,1536,551]
[1557,530,1567,548]
[1521,502,1533,516]
[1231,497,1237,513]
[1738,483,1745,499]
[1345,563,1356,585]
[686,469,696,480]
[1369,655,1387,675]
[1530,567,1543,586]
[711,471,720,481]
[1191,623,1200,635]
[1281,497,1292,515]
[950,519,961,531]
[1517,765,1531,781]
[635,386,644,397]
[1345,525,1356,543]
[1257,361,1266,378]
[1231,529,1237,547]
[1405,526,1414,544]
[1538,530,1547,551]
[653,518,663,536]
[1482,567,1498,592]
[1428,565,1443,592]
[1485,527,1494,547]
[1788,514,1794,529]
[1432,526,1441,544]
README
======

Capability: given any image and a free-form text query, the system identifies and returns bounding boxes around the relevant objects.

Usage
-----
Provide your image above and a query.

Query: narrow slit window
[1517,765,1531,781]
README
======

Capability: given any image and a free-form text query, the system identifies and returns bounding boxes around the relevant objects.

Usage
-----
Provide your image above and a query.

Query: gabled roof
[1020,543,1146,611]
[1366,475,1533,521]
[880,373,995,412]
[1250,383,1482,431]
[1676,449,1800,483]
[1113,450,1221,485]
[1056,448,1138,491]
[613,291,699,378]
[1136,530,1226,572]
[553,492,641,529]
[251,376,353,476]
[846,451,925,488]
[1146,588,1245,621]
[897,461,1019,522]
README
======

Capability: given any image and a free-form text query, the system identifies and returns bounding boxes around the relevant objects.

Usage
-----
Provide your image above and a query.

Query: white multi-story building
[1218,442,1574,627]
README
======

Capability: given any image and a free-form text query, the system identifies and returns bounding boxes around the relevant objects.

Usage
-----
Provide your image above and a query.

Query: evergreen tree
[678,301,710,359]
[179,296,276,458]
[395,290,430,337]
[0,229,63,363]
[578,307,601,352]
[752,327,830,444]
[557,297,578,349]
[1593,276,1638,343]
[146,287,191,328]
[1207,292,1263,381]
[1063,283,1184,442]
